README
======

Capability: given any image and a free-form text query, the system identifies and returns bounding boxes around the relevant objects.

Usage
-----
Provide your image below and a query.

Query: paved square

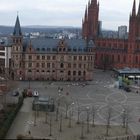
[6,69,140,139]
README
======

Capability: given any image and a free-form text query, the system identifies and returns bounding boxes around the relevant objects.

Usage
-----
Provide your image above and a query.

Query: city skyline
[0,0,139,30]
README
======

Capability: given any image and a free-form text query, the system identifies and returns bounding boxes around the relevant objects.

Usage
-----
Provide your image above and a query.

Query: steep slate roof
[23,38,94,53]
[13,16,22,36]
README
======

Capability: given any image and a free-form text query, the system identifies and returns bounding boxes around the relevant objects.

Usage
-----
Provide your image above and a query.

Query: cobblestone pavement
[6,69,140,139]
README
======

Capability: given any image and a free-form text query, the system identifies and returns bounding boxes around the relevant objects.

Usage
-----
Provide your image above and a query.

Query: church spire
[137,0,140,17]
[91,0,97,5]
[84,6,88,21]
[13,15,22,36]
[132,0,136,17]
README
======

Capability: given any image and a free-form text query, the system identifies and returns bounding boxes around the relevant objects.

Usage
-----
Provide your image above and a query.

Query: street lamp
[49,113,52,136]
[136,75,140,93]
[86,106,90,133]
[76,100,80,124]
[45,103,48,124]
[59,113,63,132]
[92,105,96,127]
[65,103,69,119]
[34,103,37,126]
[55,102,60,121]
[68,102,74,128]
[80,120,84,139]
[55,93,61,121]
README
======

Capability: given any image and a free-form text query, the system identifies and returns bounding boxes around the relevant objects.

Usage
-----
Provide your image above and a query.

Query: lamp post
[77,100,80,124]
[34,103,37,126]
[68,102,74,128]
[80,120,84,139]
[136,75,140,93]
[49,113,52,136]
[56,93,61,121]
[45,103,48,123]
[92,105,96,127]
[65,103,69,119]
[86,106,90,133]
[59,113,63,132]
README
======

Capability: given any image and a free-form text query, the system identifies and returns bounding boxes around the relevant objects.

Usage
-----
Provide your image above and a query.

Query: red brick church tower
[82,0,99,40]
[82,0,140,70]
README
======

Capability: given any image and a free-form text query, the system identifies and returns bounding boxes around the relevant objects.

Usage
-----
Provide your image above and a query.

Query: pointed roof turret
[13,15,22,36]
[84,6,88,21]
[91,0,97,5]
[132,0,136,17]
[88,0,91,7]
[137,0,140,17]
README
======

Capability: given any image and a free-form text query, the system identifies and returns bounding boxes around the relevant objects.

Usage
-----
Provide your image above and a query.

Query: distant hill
[0,25,81,36]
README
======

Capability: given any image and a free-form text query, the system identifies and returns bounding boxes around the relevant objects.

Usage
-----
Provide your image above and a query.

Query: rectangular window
[28,55,32,60]
[79,64,82,68]
[73,64,76,68]
[52,56,56,60]
[79,56,82,61]
[0,52,5,56]
[37,55,40,60]
[42,63,45,68]
[84,56,86,61]
[47,56,50,60]
[28,63,32,67]
[74,56,77,61]
[36,63,39,67]
[68,63,71,68]
[52,63,55,68]
[47,63,50,68]
[42,56,45,60]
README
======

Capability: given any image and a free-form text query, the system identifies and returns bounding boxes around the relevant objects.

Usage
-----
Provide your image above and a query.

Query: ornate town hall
[82,0,140,69]
[11,16,95,81]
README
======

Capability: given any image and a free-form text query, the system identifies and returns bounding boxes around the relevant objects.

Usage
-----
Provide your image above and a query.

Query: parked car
[124,87,131,92]
[12,91,19,96]
[33,90,39,97]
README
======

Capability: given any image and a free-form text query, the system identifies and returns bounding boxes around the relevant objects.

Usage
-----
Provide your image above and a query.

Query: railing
[103,135,140,140]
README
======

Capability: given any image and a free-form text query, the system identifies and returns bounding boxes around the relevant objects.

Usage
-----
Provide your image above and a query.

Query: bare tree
[92,105,97,127]
[122,105,132,134]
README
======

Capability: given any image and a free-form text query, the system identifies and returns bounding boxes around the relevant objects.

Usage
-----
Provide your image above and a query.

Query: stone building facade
[82,0,140,70]
[11,16,95,81]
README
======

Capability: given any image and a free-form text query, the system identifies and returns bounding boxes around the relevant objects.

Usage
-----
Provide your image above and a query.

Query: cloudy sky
[0,0,139,30]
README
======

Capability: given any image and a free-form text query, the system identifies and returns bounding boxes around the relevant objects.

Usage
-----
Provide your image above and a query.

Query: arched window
[60,63,64,68]
[83,71,86,76]
[68,71,71,76]
[73,71,76,76]
[135,56,138,64]
[78,71,81,76]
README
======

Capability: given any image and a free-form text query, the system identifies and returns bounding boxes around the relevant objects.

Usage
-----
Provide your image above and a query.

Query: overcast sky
[0,0,139,30]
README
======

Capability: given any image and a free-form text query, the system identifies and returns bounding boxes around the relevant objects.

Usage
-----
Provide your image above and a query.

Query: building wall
[11,38,95,81]
[22,52,94,81]
[82,0,140,70]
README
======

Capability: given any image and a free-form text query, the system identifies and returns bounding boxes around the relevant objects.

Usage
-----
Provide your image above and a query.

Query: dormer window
[42,48,45,51]
[36,48,40,51]
[73,48,77,52]
[47,48,51,52]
